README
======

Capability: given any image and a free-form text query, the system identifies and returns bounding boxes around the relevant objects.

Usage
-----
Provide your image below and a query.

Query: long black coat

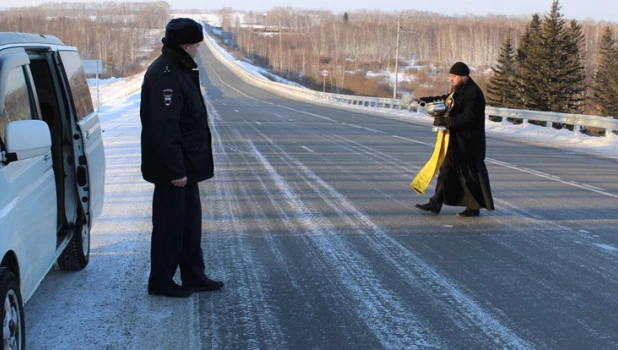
[140,45,214,185]
[447,77,486,164]
[440,78,494,210]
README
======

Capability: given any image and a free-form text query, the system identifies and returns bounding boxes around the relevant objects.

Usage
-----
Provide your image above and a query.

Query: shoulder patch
[162,89,173,106]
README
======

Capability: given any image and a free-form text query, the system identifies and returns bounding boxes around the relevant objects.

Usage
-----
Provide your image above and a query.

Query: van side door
[56,49,105,223]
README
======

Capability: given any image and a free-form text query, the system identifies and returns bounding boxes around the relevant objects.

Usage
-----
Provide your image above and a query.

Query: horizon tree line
[0,2,170,78]
[1,1,616,117]
[214,1,616,116]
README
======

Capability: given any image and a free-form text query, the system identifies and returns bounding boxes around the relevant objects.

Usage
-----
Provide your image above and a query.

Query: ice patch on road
[593,243,618,252]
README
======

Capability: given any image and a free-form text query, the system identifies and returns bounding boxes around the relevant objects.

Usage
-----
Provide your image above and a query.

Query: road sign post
[321,70,328,92]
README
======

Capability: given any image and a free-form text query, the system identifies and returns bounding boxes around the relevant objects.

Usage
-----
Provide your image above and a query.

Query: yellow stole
[410,130,450,195]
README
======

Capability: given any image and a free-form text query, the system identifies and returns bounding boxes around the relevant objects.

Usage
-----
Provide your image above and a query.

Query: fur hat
[162,18,204,46]
[449,62,470,76]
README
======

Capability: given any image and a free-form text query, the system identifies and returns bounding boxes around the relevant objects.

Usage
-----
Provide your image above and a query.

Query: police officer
[140,18,224,297]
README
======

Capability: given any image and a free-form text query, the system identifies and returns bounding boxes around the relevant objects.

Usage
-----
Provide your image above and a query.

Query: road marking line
[391,135,431,145]
[485,157,618,198]
[392,135,618,199]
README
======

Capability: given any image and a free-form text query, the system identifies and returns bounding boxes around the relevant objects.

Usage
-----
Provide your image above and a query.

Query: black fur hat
[162,18,204,46]
[449,62,470,76]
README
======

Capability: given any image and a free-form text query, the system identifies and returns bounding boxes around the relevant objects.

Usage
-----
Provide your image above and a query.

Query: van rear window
[58,51,94,121]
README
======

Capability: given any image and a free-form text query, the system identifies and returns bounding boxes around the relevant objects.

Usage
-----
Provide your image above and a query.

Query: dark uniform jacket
[140,44,214,184]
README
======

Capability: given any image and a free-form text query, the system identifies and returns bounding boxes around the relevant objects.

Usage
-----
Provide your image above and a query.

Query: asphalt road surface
[25,42,618,349]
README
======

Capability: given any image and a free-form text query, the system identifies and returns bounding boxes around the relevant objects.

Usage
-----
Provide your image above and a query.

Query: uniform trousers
[149,182,207,289]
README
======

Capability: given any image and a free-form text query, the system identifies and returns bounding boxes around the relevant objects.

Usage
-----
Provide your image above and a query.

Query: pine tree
[558,20,586,114]
[516,14,544,110]
[591,27,618,118]
[487,29,519,108]
[515,0,587,117]
[537,0,568,112]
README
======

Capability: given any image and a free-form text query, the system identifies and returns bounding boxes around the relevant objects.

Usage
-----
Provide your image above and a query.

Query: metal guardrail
[316,93,402,110]
[203,30,618,137]
[485,107,618,136]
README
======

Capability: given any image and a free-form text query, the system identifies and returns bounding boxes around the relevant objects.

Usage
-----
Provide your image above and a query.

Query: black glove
[418,95,448,104]
[433,115,448,127]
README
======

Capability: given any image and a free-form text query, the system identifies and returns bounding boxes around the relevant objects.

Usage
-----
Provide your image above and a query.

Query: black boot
[415,202,440,214]
[183,278,225,292]
[456,208,480,217]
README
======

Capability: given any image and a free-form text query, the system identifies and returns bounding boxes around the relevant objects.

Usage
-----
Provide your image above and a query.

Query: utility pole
[393,18,420,100]
[279,19,283,71]
[393,16,401,99]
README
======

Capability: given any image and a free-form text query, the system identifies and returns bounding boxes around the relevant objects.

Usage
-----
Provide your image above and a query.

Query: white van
[0,32,105,349]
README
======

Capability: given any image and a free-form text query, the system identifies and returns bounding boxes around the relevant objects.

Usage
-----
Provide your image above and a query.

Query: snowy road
[25,43,618,349]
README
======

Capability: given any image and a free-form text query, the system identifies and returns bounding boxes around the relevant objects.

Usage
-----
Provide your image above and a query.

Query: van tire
[57,220,90,271]
[0,268,25,350]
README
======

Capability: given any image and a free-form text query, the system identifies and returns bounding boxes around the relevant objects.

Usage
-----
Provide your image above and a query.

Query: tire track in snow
[202,106,287,349]
[206,104,440,347]
[226,120,441,348]
[217,128,358,345]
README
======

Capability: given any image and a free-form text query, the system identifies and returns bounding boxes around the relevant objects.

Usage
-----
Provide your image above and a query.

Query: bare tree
[0,2,170,77]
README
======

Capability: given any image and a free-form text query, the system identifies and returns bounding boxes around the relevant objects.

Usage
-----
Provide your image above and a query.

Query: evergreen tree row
[487,0,618,119]
[591,28,618,118]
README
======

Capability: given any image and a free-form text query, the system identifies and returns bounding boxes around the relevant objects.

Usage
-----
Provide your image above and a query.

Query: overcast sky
[3,0,616,22]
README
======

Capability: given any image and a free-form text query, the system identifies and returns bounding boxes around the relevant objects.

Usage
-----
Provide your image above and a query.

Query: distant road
[26,42,618,349]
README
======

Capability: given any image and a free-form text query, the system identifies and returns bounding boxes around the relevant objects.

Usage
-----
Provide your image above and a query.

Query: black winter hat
[449,61,470,76]
[162,18,204,46]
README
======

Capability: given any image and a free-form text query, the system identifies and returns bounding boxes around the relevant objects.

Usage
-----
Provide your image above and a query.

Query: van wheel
[57,219,90,271]
[1,268,25,350]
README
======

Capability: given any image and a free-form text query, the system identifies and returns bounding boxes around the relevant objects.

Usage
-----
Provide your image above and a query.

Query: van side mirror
[4,120,52,162]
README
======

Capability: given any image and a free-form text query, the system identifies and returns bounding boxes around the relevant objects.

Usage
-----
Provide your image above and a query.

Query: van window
[0,66,33,137]
[58,51,93,121]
